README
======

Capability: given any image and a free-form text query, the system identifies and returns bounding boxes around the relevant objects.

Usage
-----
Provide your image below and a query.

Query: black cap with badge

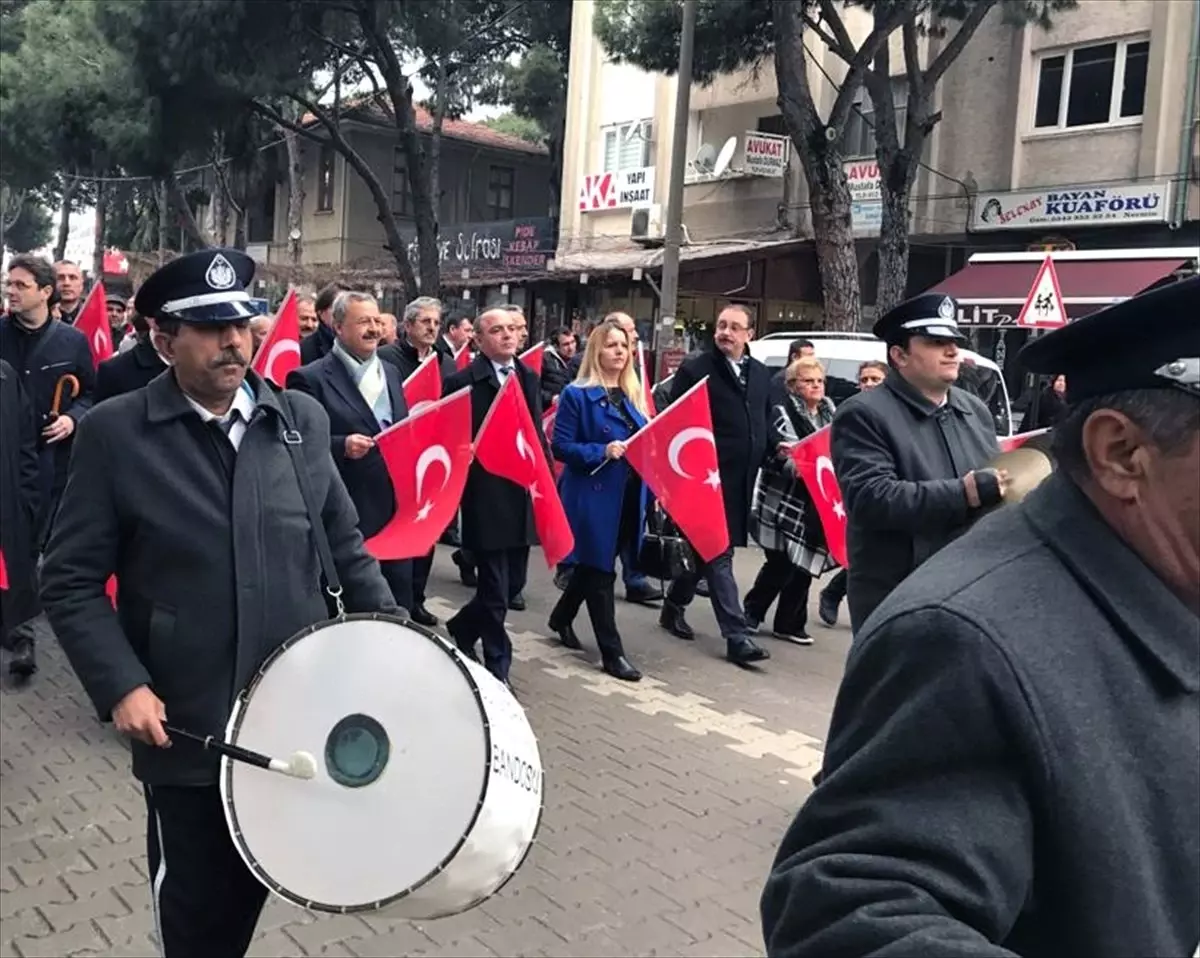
[1020,274,1200,404]
[873,292,968,345]
[134,248,257,324]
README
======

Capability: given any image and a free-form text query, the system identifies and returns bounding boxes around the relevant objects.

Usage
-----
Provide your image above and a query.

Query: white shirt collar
[182,382,257,450]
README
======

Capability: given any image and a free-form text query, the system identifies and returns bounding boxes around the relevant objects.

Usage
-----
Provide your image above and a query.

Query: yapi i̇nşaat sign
[578,167,655,211]
[971,182,1172,231]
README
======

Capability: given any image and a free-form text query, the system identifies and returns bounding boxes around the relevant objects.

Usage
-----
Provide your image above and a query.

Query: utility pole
[652,0,697,381]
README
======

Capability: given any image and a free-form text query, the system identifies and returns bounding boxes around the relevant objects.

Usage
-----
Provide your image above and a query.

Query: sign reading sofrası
[970,183,1172,232]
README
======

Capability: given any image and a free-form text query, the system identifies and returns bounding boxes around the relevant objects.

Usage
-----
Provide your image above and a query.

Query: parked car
[653,334,1014,438]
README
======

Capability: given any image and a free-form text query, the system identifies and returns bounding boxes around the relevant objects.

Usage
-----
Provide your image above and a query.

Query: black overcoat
[377,338,457,386]
[0,359,42,634]
[94,337,168,403]
[761,473,1199,957]
[443,354,546,553]
[668,346,772,548]
[40,370,396,787]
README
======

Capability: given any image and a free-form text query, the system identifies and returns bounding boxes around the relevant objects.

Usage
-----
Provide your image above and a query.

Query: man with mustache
[40,249,396,958]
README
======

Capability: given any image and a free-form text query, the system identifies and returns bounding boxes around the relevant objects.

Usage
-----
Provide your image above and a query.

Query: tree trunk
[54,177,79,262]
[284,124,304,268]
[803,153,861,331]
[874,157,919,315]
[165,175,211,250]
[92,178,108,281]
[428,62,447,230]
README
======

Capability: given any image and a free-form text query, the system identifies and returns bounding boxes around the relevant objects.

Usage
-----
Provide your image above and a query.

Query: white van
[653,332,1014,438]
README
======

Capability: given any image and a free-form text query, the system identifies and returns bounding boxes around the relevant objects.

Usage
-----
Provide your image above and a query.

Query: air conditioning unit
[631,203,664,246]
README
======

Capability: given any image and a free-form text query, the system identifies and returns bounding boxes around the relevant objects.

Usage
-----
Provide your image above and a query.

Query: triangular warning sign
[1016,256,1067,330]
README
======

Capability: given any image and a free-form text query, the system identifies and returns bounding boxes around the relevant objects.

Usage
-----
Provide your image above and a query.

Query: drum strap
[275,392,346,616]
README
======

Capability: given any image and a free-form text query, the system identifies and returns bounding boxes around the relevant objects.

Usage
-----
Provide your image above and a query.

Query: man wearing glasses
[658,304,771,666]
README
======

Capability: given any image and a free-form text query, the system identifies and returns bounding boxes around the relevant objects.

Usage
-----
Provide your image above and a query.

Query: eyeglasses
[790,377,825,386]
[715,322,751,333]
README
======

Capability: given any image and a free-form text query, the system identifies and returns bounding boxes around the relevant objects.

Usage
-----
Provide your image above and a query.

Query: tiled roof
[302,96,547,156]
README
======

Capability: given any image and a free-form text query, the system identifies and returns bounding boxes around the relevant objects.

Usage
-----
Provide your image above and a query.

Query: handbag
[635,505,695,582]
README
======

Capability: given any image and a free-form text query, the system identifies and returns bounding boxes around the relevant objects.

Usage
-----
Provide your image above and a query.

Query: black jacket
[831,370,1000,632]
[0,315,95,530]
[0,359,42,634]
[40,370,395,786]
[761,473,1200,957]
[378,338,457,385]
[668,346,772,548]
[443,354,547,553]
[286,352,408,539]
[300,321,336,366]
[94,337,169,403]
[540,348,572,407]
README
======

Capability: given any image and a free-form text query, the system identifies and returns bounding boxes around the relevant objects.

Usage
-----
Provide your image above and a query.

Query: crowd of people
[0,245,1195,957]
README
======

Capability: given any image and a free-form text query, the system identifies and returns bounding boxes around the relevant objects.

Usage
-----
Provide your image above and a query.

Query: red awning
[931,257,1188,304]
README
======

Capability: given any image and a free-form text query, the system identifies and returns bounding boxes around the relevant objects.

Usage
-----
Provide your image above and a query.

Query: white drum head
[221,615,494,912]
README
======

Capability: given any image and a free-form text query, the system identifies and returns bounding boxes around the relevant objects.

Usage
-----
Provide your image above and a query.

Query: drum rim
[220,611,498,915]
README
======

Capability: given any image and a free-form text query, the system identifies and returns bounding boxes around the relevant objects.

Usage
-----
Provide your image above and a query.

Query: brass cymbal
[988,444,1054,504]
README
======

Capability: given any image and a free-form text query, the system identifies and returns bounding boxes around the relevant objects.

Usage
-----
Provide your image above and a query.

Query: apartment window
[840,81,908,158]
[392,147,411,217]
[1033,38,1149,131]
[317,142,335,212]
[486,165,514,220]
[757,114,789,137]
[602,120,652,172]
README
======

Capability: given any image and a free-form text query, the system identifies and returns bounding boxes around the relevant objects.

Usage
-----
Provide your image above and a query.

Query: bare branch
[802,13,848,61]
[248,99,328,145]
[773,0,823,145]
[827,3,910,132]
[924,0,998,90]
[816,0,858,62]
[901,18,923,101]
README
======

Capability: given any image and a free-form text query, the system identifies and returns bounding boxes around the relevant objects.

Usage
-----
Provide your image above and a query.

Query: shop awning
[930,250,1193,308]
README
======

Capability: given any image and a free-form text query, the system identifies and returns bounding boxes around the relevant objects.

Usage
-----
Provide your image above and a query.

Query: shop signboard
[970,182,1172,232]
[845,160,882,236]
[743,132,788,177]
[578,167,656,212]
[399,217,557,277]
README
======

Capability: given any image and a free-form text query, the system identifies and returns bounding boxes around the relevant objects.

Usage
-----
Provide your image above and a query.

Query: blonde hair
[786,356,825,382]
[575,319,648,416]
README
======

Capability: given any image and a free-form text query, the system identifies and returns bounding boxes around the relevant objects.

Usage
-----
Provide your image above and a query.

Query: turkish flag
[0,549,8,590]
[454,344,472,371]
[105,575,118,608]
[402,353,442,412]
[474,375,574,567]
[74,283,113,368]
[519,341,545,378]
[365,387,474,561]
[790,426,848,568]
[251,288,302,386]
[623,377,729,563]
[637,341,657,417]
[1000,428,1050,452]
[542,397,564,480]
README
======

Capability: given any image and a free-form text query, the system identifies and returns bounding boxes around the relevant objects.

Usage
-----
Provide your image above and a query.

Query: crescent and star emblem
[93,329,109,355]
[414,443,452,521]
[667,426,721,489]
[262,340,300,383]
[815,455,846,520]
[515,429,534,464]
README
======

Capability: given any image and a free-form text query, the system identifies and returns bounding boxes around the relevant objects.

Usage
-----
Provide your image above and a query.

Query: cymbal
[988,445,1054,503]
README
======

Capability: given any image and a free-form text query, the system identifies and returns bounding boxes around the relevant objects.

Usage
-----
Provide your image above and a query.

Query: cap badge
[938,297,956,320]
[205,253,237,291]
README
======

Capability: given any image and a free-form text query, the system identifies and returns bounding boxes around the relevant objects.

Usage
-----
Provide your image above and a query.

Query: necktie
[499,365,513,379]
[215,410,241,438]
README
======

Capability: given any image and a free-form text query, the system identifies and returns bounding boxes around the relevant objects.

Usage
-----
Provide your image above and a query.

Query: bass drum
[219,613,543,920]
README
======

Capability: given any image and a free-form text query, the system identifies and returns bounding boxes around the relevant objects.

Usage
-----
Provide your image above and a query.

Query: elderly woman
[745,356,838,644]
[548,318,648,681]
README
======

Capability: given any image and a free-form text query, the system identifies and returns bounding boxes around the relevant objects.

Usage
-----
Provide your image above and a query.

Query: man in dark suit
[288,290,414,616]
[435,306,474,363]
[442,307,546,690]
[659,304,770,666]
[94,314,169,403]
[298,281,347,366]
[40,248,395,958]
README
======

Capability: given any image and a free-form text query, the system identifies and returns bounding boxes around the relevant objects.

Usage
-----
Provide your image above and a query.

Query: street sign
[1016,255,1067,329]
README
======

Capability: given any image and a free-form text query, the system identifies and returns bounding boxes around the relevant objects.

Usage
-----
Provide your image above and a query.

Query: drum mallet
[164,725,317,780]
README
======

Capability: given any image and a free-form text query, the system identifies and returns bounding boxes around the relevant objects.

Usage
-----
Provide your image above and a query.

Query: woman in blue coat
[549,318,648,681]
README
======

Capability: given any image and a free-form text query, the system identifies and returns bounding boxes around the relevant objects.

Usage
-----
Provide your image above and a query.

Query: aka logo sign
[579,172,618,211]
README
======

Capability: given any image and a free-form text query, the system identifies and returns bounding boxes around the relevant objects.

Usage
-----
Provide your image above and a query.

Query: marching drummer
[40,248,397,958]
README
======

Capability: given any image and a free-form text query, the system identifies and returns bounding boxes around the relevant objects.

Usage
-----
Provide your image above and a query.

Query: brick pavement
[1,550,847,957]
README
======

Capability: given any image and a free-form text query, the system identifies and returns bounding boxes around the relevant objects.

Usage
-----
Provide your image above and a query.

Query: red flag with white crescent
[542,396,563,480]
[402,353,442,412]
[790,426,849,568]
[474,374,574,567]
[251,289,302,386]
[999,428,1051,452]
[454,344,472,371]
[365,387,474,561]
[637,341,657,417]
[0,548,8,590]
[622,377,729,563]
[519,341,545,378]
[74,283,113,368]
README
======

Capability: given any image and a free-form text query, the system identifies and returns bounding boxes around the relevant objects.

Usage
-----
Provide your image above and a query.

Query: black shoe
[410,604,439,627]
[553,567,573,591]
[772,628,813,646]
[445,618,478,662]
[624,581,663,605]
[658,602,695,640]
[548,619,583,650]
[439,528,462,548]
[452,550,477,588]
[818,590,840,627]
[602,655,642,682]
[508,592,526,612]
[694,579,711,598]
[8,635,36,679]
[727,636,770,666]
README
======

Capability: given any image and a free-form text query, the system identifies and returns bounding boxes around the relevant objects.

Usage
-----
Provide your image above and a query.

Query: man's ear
[1081,408,1150,503]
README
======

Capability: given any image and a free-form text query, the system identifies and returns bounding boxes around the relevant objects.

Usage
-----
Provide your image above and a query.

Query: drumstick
[164,724,317,780]
[50,374,81,418]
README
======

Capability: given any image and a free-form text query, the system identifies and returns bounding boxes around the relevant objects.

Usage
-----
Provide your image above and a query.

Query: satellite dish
[693,142,717,174]
[712,136,737,177]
